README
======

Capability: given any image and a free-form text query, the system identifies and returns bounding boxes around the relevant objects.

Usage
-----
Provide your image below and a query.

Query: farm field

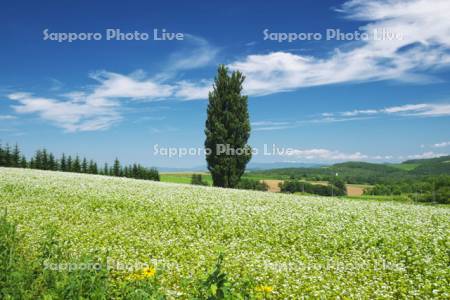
[1,167,449,298]
[160,172,212,185]
[161,172,369,196]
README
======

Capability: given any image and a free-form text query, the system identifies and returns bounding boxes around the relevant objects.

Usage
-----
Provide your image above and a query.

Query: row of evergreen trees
[0,143,159,181]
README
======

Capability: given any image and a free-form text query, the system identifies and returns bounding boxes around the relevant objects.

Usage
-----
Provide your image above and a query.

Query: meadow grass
[0,167,449,298]
[160,173,212,185]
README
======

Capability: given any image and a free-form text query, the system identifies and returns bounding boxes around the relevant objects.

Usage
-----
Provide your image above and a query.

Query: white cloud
[167,35,219,71]
[251,121,294,131]
[8,69,178,132]
[406,151,448,159]
[228,0,450,95]
[383,104,429,114]
[8,71,212,132]
[252,116,373,131]
[341,109,378,117]
[273,147,446,162]
[6,34,218,132]
[279,148,395,162]
[285,148,369,161]
[253,101,450,132]
[89,71,174,100]
[174,80,212,100]
[0,115,16,120]
[325,103,450,119]
[9,92,121,132]
[8,1,450,131]
[432,141,450,148]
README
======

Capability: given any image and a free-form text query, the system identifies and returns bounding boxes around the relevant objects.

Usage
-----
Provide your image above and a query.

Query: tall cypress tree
[205,65,252,188]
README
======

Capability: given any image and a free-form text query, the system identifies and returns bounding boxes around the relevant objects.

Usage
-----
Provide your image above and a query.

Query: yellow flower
[126,267,156,281]
[142,267,156,278]
[255,285,274,293]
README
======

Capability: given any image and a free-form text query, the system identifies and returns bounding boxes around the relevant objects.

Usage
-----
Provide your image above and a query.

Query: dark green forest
[0,143,159,181]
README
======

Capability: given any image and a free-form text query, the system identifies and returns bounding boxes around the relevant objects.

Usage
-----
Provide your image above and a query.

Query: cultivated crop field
[1,167,449,299]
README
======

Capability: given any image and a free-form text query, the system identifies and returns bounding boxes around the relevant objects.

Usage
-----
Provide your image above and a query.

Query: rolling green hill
[0,167,449,298]
[249,155,450,184]
[405,155,450,175]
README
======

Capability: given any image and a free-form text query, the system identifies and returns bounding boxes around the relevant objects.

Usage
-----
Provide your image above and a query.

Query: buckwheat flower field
[0,167,449,298]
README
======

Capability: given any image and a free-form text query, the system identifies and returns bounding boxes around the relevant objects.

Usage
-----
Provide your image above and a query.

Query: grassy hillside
[248,162,406,184]
[160,172,212,184]
[406,155,450,175]
[0,168,449,298]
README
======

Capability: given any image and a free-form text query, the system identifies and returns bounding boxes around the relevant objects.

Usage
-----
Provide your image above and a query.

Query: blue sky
[1,0,450,168]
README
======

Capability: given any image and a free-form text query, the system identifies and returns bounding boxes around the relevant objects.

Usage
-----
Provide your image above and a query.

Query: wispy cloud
[284,148,370,161]
[432,141,450,148]
[332,103,450,118]
[9,92,122,132]
[8,70,214,132]
[228,0,450,95]
[0,115,17,120]
[7,0,450,132]
[252,101,450,131]
[405,151,448,159]
[274,147,446,162]
[49,78,64,91]
[6,34,219,132]
[251,121,293,131]
[275,147,398,162]
[173,80,212,100]
[88,71,174,100]
[8,70,175,132]
[252,115,372,131]
[166,34,219,72]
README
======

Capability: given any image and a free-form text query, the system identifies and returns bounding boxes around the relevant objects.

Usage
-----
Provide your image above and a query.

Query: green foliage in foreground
[0,168,449,298]
[1,211,254,299]
[0,212,111,299]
